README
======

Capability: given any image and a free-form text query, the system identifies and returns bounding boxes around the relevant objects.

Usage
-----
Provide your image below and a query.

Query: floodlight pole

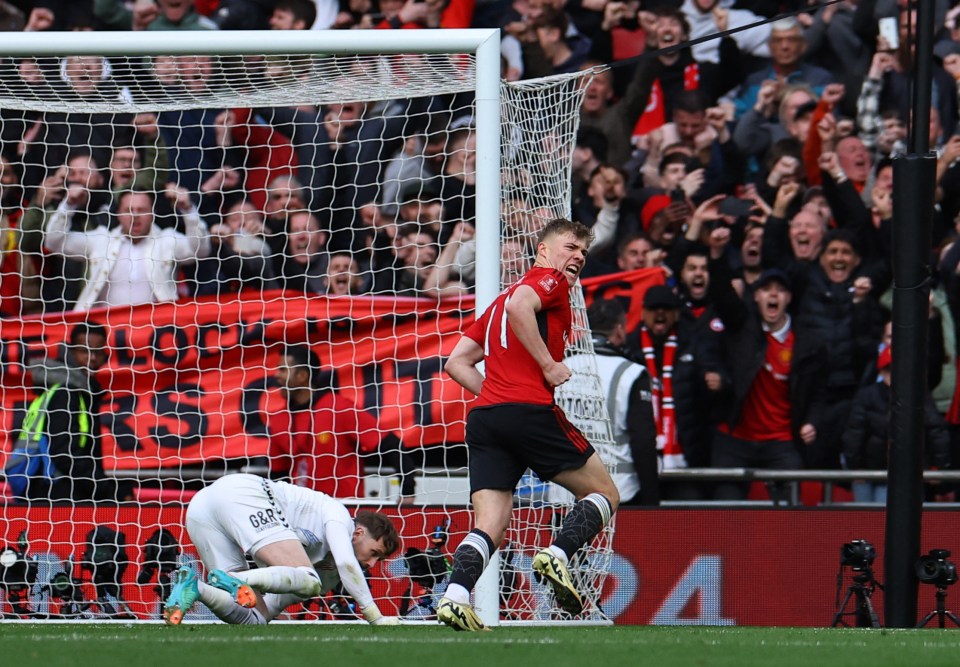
[885,0,937,629]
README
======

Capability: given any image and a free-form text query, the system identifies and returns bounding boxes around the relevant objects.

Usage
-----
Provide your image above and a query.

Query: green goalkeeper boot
[207,569,257,608]
[532,549,583,616]
[163,566,200,626]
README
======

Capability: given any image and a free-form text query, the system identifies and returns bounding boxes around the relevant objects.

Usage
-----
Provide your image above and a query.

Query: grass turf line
[4,625,960,667]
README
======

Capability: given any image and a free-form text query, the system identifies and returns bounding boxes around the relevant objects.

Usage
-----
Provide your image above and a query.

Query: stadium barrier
[4,504,960,626]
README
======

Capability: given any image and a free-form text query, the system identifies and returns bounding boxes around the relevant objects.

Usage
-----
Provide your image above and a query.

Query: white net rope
[0,50,615,624]
[0,54,476,111]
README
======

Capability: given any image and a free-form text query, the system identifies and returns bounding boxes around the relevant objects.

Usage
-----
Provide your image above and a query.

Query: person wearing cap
[705,256,829,502]
[571,127,607,219]
[578,163,640,269]
[842,344,951,503]
[763,219,885,469]
[396,178,445,236]
[628,283,713,498]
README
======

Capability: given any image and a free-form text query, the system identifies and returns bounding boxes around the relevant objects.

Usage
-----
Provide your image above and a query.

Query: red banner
[581,267,665,334]
[0,269,664,471]
[0,294,472,470]
[608,509,960,626]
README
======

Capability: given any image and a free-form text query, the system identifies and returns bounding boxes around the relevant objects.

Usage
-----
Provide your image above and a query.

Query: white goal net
[0,30,615,625]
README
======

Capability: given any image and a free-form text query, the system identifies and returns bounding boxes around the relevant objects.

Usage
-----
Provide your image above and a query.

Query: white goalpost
[0,29,616,626]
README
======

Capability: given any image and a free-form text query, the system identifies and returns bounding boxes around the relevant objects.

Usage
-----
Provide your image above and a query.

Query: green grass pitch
[4,624,960,667]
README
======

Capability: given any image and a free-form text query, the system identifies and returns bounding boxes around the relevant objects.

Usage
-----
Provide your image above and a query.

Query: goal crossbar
[0,29,501,57]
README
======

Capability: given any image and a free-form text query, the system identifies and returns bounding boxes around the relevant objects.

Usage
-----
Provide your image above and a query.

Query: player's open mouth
[565,265,581,278]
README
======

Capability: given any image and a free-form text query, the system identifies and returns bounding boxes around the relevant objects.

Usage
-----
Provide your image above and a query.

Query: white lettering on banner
[650,555,736,625]
[557,394,606,423]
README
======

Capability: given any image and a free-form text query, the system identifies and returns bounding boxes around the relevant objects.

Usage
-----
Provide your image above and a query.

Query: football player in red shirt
[437,218,620,630]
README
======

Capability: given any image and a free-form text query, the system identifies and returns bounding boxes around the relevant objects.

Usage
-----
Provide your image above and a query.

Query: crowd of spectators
[2,0,960,503]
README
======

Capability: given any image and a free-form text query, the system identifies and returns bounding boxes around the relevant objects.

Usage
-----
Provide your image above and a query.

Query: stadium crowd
[2,0,960,504]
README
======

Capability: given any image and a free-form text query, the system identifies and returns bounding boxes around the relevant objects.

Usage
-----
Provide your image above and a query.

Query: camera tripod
[831,569,881,628]
[917,586,960,628]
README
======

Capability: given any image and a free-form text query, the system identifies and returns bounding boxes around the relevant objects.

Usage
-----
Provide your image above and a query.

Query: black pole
[884,0,937,629]
[909,0,934,155]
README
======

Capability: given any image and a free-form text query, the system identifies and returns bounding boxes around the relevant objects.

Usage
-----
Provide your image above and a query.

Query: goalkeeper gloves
[362,604,399,625]
[372,616,400,626]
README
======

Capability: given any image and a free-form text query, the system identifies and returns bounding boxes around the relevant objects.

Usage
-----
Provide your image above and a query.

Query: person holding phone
[865,8,959,138]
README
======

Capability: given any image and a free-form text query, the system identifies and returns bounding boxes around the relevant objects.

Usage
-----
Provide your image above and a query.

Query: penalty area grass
[3,624,960,667]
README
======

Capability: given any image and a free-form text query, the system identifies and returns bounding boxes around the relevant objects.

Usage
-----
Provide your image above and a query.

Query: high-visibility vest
[4,384,89,495]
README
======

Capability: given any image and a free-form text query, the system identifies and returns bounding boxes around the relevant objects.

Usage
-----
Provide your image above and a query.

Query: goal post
[0,29,616,625]
[0,27,504,306]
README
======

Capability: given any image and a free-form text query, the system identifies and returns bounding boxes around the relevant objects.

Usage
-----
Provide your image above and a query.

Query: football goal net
[0,28,616,626]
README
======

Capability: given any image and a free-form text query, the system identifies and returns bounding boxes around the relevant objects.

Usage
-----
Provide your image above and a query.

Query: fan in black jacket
[705,258,829,502]
[842,346,952,503]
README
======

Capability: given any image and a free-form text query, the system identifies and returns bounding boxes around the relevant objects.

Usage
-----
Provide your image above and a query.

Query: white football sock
[548,544,568,565]
[234,565,321,598]
[444,583,470,604]
[197,580,264,624]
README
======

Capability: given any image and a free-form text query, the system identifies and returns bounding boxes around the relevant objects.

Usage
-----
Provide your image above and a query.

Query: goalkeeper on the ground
[163,473,401,625]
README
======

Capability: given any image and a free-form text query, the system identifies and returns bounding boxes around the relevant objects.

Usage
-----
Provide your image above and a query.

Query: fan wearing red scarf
[627,281,720,501]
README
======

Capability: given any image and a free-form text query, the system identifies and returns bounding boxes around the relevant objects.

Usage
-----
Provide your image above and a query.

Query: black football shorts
[465,403,595,494]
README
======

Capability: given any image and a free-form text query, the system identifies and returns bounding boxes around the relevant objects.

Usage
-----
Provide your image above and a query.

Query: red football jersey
[724,329,794,441]
[464,266,571,408]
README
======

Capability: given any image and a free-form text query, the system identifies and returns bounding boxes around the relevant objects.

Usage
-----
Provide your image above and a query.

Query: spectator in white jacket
[44,184,210,312]
[681,0,770,66]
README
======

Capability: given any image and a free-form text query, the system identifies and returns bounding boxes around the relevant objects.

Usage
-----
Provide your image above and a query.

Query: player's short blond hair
[536,218,593,247]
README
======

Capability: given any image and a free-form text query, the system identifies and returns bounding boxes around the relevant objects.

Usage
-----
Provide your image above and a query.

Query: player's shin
[552,492,613,560]
[445,529,497,603]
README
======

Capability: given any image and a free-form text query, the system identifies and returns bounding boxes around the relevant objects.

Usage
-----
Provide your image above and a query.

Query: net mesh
[0,47,615,624]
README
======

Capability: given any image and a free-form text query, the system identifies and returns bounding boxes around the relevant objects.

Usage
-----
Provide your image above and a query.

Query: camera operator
[400,520,451,618]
